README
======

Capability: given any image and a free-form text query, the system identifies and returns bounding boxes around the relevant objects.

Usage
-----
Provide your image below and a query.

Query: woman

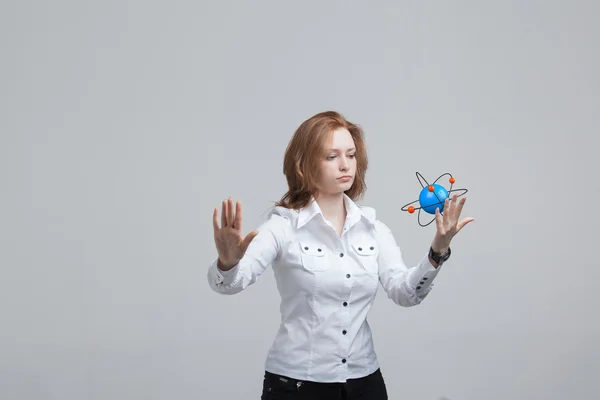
[207,111,474,399]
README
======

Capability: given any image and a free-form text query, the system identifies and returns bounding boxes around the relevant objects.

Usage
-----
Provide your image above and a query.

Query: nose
[339,156,350,171]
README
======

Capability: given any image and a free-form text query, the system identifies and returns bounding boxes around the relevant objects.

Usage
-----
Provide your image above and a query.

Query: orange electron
[408,206,415,213]
[428,185,434,192]
[449,177,456,184]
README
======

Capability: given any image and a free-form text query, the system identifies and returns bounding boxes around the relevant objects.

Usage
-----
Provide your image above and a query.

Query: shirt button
[343,302,348,306]
[346,274,351,278]
[339,253,344,257]
[342,330,347,335]
[416,286,422,289]
[342,359,347,363]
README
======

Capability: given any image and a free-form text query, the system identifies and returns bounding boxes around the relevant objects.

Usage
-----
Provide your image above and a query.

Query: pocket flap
[351,242,378,256]
[299,242,326,256]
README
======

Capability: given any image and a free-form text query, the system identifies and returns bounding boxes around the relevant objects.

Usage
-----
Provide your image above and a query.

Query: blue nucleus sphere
[419,184,449,214]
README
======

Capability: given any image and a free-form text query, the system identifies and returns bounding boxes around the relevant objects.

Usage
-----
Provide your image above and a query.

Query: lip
[338,176,352,180]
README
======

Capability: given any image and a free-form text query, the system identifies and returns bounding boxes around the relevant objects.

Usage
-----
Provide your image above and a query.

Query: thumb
[456,217,475,233]
[240,230,258,253]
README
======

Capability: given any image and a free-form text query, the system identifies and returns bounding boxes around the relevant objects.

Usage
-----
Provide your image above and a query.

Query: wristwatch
[429,246,451,264]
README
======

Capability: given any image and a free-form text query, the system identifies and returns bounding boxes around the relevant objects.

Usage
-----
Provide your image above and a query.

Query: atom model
[401,172,468,227]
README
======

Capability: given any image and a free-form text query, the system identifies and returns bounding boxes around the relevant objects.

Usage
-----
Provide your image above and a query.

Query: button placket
[339,251,351,308]
[338,240,352,368]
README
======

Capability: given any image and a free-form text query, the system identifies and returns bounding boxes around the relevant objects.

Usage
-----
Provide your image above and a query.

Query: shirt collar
[296,193,376,229]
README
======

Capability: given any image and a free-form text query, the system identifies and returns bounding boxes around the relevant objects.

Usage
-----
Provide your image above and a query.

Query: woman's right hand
[212,197,258,271]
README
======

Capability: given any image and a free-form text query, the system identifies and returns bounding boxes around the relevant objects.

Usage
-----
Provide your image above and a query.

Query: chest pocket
[351,242,379,274]
[299,241,330,272]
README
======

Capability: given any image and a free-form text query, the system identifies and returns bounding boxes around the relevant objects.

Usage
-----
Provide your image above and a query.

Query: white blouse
[207,194,444,383]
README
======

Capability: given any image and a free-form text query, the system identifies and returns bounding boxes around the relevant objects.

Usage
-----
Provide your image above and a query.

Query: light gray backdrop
[1,1,598,399]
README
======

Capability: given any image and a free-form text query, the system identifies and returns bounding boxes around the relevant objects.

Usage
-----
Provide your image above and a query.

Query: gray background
[1,1,598,399]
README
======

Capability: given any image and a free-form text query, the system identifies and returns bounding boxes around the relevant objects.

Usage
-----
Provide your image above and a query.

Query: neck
[314,192,346,225]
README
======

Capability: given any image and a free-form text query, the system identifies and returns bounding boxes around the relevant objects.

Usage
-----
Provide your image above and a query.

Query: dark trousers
[260,368,388,399]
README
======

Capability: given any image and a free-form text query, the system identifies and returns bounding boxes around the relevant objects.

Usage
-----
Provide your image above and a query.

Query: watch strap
[429,246,451,264]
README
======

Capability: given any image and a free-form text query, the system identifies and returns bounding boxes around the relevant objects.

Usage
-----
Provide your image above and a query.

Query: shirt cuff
[210,257,240,286]
[408,253,442,291]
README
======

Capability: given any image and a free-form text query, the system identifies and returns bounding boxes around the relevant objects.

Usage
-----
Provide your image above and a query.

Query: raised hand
[213,197,258,271]
[431,193,475,252]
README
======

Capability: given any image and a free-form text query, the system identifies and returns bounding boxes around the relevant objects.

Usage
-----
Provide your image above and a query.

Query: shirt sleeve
[375,220,443,307]
[207,213,289,295]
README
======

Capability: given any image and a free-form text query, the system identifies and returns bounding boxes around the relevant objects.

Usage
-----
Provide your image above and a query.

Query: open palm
[213,197,258,271]
[432,193,475,251]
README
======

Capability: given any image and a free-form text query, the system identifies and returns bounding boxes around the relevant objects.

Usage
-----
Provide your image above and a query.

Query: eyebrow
[329,147,356,152]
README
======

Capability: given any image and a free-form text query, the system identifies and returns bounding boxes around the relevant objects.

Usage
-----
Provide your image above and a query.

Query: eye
[326,155,337,160]
[348,153,356,158]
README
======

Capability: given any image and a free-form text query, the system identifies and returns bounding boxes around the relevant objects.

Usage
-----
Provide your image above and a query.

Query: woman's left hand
[431,193,474,253]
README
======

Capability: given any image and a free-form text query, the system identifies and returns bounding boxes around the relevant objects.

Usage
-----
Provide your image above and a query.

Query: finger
[221,199,227,227]
[213,208,220,232]
[241,230,258,253]
[234,200,242,230]
[442,198,449,219]
[456,217,475,232]
[451,193,458,216]
[435,207,443,231]
[227,197,234,227]
[454,196,467,219]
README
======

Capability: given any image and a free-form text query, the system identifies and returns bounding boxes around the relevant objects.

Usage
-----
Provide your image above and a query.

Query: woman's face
[314,127,357,197]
